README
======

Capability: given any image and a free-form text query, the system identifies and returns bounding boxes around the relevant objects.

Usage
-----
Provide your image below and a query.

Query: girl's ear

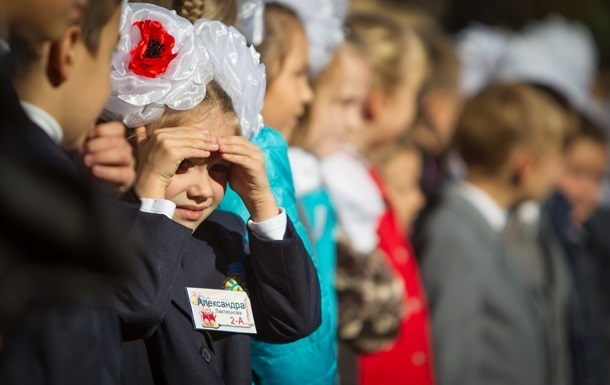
[365,87,385,122]
[47,25,81,87]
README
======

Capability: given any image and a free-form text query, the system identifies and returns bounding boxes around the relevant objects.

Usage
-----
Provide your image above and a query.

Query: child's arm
[246,216,322,342]
[217,136,321,340]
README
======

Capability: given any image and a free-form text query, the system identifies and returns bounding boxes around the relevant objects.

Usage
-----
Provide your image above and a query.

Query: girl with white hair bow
[105,4,322,385]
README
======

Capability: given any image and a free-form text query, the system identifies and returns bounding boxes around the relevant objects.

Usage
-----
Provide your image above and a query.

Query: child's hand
[218,136,279,222]
[80,122,136,196]
[134,126,219,199]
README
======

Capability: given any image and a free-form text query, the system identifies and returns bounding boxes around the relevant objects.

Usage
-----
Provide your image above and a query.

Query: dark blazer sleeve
[116,212,192,341]
[246,217,322,343]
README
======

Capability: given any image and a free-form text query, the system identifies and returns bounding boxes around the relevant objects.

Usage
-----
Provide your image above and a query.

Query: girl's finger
[155,134,219,152]
[217,136,251,146]
[155,127,217,143]
[218,141,260,159]
[173,148,212,160]
[220,152,261,169]
[162,138,219,153]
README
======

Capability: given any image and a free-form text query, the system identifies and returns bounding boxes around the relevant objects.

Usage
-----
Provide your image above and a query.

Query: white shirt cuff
[139,198,176,220]
[247,208,287,241]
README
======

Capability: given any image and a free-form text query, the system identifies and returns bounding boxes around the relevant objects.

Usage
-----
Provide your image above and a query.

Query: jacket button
[200,347,212,363]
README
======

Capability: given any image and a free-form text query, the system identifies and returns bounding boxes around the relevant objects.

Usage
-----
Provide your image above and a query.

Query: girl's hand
[134,126,219,199]
[79,122,136,196]
[218,136,279,222]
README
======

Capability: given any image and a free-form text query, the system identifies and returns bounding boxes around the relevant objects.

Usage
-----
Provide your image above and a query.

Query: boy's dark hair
[455,83,568,174]
[255,3,304,86]
[10,0,122,79]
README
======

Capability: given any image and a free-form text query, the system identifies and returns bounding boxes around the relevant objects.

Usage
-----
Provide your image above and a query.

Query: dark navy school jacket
[119,210,321,385]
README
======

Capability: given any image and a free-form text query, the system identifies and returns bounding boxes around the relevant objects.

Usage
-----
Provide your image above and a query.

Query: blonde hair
[456,83,568,174]
[346,11,428,95]
[129,0,238,25]
[145,80,239,135]
[255,3,305,86]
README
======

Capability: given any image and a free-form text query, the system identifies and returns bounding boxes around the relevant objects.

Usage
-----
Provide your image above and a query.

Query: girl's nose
[187,171,214,201]
[302,80,314,105]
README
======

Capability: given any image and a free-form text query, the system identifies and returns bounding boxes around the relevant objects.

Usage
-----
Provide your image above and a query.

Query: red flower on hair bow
[129,20,178,78]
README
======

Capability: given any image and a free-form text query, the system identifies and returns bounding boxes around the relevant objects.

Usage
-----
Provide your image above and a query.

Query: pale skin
[558,138,608,224]
[301,44,372,158]
[134,112,279,230]
[380,149,426,234]
[260,24,313,140]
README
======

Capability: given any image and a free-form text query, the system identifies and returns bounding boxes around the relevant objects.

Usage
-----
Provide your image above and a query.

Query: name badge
[186,287,257,334]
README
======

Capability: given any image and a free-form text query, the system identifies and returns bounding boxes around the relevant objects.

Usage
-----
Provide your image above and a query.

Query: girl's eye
[209,164,229,175]
[176,159,193,174]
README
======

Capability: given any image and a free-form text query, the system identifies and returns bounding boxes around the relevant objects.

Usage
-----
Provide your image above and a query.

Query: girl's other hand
[218,136,279,222]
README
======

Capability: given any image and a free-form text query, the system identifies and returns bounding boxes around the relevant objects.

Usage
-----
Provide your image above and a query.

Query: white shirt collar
[457,181,508,231]
[20,101,63,145]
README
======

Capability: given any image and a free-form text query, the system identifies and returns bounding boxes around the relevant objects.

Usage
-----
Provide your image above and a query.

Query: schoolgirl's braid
[180,0,206,23]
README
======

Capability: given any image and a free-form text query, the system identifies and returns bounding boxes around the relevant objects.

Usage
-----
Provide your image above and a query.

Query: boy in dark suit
[420,83,569,385]
[0,1,140,383]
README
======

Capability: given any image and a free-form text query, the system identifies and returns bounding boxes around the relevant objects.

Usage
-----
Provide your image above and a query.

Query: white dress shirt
[456,181,508,232]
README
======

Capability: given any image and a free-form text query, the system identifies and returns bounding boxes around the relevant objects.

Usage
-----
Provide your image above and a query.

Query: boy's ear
[47,25,81,87]
[510,148,535,187]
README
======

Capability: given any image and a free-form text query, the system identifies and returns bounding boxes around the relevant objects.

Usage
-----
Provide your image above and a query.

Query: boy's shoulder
[423,184,501,259]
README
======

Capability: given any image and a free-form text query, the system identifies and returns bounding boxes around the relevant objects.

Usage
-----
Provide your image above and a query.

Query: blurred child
[548,116,610,385]
[322,11,428,256]
[288,36,372,356]
[421,83,569,385]
[319,10,430,385]
[257,3,313,141]
[557,117,609,226]
[371,139,426,248]
[367,138,435,385]
[398,15,463,258]
[218,3,335,384]
[1,0,136,382]
[103,7,320,384]
[291,42,371,157]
